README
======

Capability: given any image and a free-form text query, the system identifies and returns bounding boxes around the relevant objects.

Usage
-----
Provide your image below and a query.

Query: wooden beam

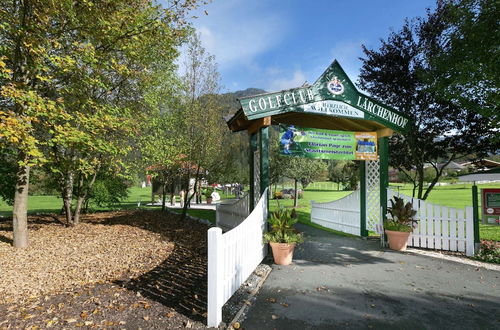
[247,116,271,135]
[376,128,394,138]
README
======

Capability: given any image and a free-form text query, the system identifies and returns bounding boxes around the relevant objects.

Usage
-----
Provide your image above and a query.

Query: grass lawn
[1,182,498,241]
[269,189,354,237]
[0,186,217,224]
[269,181,500,241]
[175,209,216,224]
[389,182,500,241]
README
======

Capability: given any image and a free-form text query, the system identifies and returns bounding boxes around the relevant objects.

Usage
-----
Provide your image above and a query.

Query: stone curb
[225,265,272,330]
[406,248,500,271]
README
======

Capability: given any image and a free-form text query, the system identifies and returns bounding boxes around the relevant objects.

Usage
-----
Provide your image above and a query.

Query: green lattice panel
[253,150,260,207]
[365,160,381,232]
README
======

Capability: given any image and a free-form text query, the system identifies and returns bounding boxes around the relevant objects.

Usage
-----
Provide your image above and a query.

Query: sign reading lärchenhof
[238,60,412,133]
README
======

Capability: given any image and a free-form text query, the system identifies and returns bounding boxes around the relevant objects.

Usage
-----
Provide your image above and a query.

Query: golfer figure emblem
[327,76,344,95]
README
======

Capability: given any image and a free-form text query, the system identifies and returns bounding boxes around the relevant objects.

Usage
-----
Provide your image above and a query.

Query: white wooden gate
[387,189,474,256]
[215,194,250,232]
[207,189,268,327]
[311,190,361,236]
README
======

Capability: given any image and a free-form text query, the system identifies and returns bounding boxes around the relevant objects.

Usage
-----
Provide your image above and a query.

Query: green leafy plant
[385,196,418,232]
[473,240,500,264]
[263,208,304,244]
[203,188,213,199]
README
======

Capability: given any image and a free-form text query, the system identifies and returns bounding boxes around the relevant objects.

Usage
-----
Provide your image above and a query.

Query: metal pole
[472,183,480,251]
[249,133,257,211]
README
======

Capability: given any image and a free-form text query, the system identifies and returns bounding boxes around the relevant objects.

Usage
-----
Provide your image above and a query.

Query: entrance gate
[310,159,383,237]
[227,59,412,238]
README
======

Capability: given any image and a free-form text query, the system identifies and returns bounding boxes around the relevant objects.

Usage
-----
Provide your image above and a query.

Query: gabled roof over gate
[227,60,412,136]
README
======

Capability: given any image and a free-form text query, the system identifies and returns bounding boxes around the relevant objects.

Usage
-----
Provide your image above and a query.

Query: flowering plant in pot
[385,196,418,251]
[263,208,304,265]
[204,188,213,204]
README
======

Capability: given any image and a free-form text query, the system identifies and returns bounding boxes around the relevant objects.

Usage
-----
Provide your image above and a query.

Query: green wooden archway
[226,60,412,236]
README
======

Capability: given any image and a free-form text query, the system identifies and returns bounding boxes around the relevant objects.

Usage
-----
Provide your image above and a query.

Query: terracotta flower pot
[385,230,411,251]
[206,197,213,204]
[269,242,296,265]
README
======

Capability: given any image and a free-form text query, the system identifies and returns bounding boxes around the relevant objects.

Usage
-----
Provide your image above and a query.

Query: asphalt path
[242,223,500,330]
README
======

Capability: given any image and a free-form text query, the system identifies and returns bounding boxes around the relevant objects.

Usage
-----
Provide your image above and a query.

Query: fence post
[465,207,474,256]
[208,227,223,328]
[471,184,480,252]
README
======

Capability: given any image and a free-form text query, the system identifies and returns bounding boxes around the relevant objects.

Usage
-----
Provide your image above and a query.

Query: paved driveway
[242,224,500,329]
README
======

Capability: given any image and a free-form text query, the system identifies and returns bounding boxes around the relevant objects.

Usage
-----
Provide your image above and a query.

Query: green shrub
[473,240,500,264]
[85,174,129,210]
[273,191,283,199]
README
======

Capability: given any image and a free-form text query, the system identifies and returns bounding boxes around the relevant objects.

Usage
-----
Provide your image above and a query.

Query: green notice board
[279,124,378,160]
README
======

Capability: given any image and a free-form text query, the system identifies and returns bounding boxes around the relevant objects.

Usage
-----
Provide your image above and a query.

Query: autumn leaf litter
[0,211,181,304]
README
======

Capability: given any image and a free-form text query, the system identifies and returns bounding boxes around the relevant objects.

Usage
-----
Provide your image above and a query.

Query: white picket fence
[215,194,250,232]
[311,190,361,236]
[387,189,474,256]
[207,189,268,327]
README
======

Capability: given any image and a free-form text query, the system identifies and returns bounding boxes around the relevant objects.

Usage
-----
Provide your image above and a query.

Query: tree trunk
[62,171,74,225]
[73,195,85,225]
[12,163,30,248]
[161,182,167,212]
[170,182,175,206]
[416,166,424,199]
[73,166,99,224]
[293,179,298,208]
[181,166,200,220]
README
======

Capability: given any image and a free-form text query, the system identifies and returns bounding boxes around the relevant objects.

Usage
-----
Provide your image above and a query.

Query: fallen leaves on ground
[0,210,209,329]
[0,211,181,304]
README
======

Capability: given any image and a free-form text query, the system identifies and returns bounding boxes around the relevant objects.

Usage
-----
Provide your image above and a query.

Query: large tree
[328,160,359,191]
[358,3,498,200]
[178,33,226,219]
[0,0,68,247]
[429,0,499,127]
[0,0,200,245]
[281,157,327,207]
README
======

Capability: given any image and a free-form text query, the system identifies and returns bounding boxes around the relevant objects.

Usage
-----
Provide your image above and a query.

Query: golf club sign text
[246,87,315,113]
[239,61,412,133]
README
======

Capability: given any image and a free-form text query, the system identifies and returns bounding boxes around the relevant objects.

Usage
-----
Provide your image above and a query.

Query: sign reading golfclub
[239,60,412,133]
[279,124,378,161]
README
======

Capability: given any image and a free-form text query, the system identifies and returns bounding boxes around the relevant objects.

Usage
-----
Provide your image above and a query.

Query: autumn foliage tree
[0,0,202,246]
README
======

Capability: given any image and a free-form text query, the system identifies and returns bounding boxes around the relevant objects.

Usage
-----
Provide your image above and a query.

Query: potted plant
[263,208,304,265]
[385,196,418,251]
[204,188,213,204]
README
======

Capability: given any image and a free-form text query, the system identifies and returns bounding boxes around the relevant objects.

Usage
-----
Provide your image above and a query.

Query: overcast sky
[181,0,436,93]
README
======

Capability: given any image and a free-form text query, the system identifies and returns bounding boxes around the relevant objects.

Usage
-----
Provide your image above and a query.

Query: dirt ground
[0,210,209,329]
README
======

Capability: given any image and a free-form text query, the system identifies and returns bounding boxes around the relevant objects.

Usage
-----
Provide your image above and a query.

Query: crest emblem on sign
[327,76,344,95]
